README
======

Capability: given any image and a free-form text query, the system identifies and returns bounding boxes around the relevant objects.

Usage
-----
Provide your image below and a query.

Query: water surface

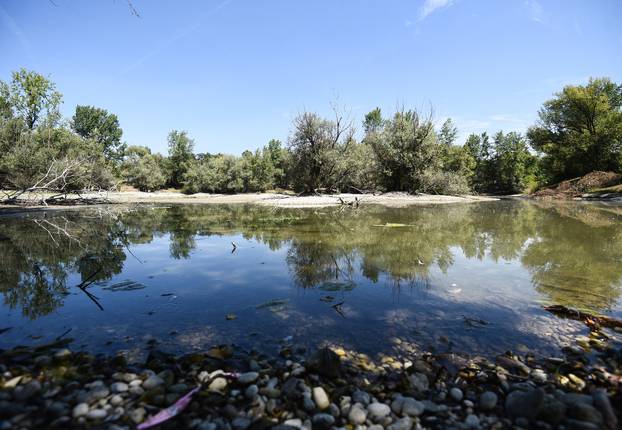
[1,201,621,358]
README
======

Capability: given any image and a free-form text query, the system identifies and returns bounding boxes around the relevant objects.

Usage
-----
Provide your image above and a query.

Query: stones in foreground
[0,332,620,430]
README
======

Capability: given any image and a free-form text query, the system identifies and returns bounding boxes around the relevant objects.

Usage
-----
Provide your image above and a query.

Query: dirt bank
[532,171,622,200]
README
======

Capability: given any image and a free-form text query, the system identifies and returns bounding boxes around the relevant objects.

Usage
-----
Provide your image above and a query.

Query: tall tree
[527,77,622,181]
[363,107,383,134]
[0,69,62,130]
[72,105,125,163]
[438,118,458,147]
[167,130,195,187]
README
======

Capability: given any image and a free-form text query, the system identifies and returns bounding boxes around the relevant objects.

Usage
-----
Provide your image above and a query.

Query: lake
[1,200,621,359]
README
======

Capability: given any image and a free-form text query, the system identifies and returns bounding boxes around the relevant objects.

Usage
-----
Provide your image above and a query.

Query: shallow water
[1,200,621,358]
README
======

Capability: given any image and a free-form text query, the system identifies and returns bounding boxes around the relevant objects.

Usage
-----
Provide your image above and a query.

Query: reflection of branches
[75,269,104,311]
[31,218,84,249]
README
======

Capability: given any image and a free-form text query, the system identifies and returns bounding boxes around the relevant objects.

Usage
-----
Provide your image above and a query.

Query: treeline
[1,69,621,200]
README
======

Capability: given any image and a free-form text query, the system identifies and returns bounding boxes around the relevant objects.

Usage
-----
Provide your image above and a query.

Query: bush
[416,170,471,195]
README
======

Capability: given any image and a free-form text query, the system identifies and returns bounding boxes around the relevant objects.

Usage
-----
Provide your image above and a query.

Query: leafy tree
[167,130,195,187]
[121,146,167,191]
[287,110,355,192]
[438,118,458,147]
[363,107,383,134]
[364,108,440,191]
[72,105,125,163]
[527,77,622,181]
[0,68,62,130]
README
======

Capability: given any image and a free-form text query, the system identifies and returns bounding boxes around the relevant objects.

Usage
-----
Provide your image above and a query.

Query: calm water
[1,201,621,358]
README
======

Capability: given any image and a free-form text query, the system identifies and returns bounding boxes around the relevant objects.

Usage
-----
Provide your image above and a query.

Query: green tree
[438,118,458,147]
[121,146,167,191]
[527,77,622,181]
[363,107,383,134]
[0,68,62,130]
[287,111,355,192]
[72,105,125,163]
[167,130,195,187]
[365,108,440,191]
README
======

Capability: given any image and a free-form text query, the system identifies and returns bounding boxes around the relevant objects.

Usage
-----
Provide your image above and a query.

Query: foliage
[167,130,195,187]
[72,105,125,164]
[287,111,355,192]
[528,77,622,182]
[364,108,441,191]
[121,146,167,191]
[0,68,62,130]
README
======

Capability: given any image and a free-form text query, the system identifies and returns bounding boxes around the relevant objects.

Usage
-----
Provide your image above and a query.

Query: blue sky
[1,0,621,155]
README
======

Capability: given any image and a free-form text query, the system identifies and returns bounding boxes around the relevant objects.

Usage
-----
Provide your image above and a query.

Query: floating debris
[318,281,356,292]
[320,295,335,302]
[255,299,289,309]
[372,223,414,228]
[225,313,237,320]
[102,280,146,292]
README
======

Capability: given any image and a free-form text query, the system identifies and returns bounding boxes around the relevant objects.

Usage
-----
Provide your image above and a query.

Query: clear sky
[1,0,621,155]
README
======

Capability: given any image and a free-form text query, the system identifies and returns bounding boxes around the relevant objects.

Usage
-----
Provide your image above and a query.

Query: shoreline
[0,191,498,211]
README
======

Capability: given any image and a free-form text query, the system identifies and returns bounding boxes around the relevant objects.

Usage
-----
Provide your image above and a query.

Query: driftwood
[543,304,622,331]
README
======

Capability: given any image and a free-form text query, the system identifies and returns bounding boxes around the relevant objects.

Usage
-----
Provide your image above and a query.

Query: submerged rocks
[312,386,330,410]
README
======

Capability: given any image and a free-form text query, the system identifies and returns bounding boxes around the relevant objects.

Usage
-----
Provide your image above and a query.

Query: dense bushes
[2,68,620,200]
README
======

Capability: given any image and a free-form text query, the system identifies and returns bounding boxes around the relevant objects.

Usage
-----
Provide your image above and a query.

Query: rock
[237,372,259,385]
[391,396,405,414]
[111,382,128,393]
[505,388,544,420]
[283,419,303,429]
[450,387,463,402]
[592,389,618,430]
[130,407,146,424]
[367,402,391,420]
[143,375,164,390]
[530,368,547,384]
[302,392,315,411]
[407,373,429,394]
[231,417,251,430]
[479,391,498,411]
[352,390,370,406]
[208,377,228,392]
[245,384,259,399]
[568,403,603,426]
[563,418,601,430]
[348,404,367,425]
[312,387,330,410]
[387,416,413,430]
[72,403,89,418]
[13,380,41,401]
[561,393,594,406]
[536,396,566,426]
[496,355,530,375]
[465,414,480,429]
[401,397,424,417]
[86,408,107,420]
[54,348,72,359]
[306,348,341,379]
[312,413,335,429]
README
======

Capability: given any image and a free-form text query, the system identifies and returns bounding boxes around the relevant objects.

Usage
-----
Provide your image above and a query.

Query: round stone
[142,375,164,390]
[86,409,107,420]
[237,372,259,385]
[348,404,367,425]
[72,403,89,418]
[402,397,424,417]
[312,387,330,410]
[450,387,463,402]
[479,391,498,411]
[111,382,128,393]
[367,402,391,420]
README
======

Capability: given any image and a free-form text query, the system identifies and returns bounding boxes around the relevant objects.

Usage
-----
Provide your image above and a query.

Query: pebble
[130,407,146,424]
[86,408,107,420]
[367,402,391,420]
[312,413,335,429]
[401,397,424,417]
[387,416,413,430]
[450,387,463,402]
[352,390,370,406]
[312,387,330,410]
[237,372,259,385]
[464,414,480,429]
[208,377,228,392]
[245,384,259,399]
[110,395,124,406]
[142,375,164,390]
[111,382,129,393]
[231,417,251,430]
[348,404,367,425]
[479,391,498,411]
[72,403,89,418]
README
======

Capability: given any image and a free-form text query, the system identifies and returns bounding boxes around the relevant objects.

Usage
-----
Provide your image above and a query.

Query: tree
[72,105,125,163]
[527,77,622,182]
[364,107,439,191]
[492,131,536,194]
[0,68,62,130]
[121,146,166,191]
[167,130,195,187]
[363,107,383,134]
[287,110,355,192]
[438,118,458,147]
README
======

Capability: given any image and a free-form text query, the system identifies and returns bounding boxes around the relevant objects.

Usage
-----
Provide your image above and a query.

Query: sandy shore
[0,191,497,210]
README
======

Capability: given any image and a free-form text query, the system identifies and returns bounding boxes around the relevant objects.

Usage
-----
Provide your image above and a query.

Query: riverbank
[1,323,620,430]
[0,191,497,210]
